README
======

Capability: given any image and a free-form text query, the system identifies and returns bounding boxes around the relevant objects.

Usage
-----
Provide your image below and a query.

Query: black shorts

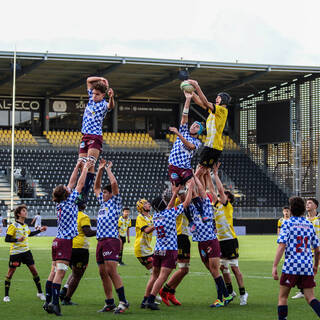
[9,250,35,268]
[120,236,126,244]
[177,234,191,260]
[137,255,153,267]
[199,147,222,168]
[219,238,239,260]
[70,248,89,269]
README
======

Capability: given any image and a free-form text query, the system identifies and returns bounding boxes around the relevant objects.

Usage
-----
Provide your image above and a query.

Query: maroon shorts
[96,238,120,264]
[280,273,316,289]
[198,239,221,263]
[152,250,178,269]
[79,134,103,154]
[168,164,193,186]
[52,238,73,261]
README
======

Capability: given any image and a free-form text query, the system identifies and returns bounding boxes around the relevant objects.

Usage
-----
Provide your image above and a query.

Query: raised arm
[181,91,192,125]
[167,184,180,210]
[75,161,92,193]
[213,163,227,204]
[94,158,106,197]
[87,76,109,90]
[169,126,196,150]
[188,79,214,112]
[204,169,218,204]
[182,178,194,208]
[107,88,115,110]
[193,174,207,200]
[67,161,83,190]
[106,161,119,195]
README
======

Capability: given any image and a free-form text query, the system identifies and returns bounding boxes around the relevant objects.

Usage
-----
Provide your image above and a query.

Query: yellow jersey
[134,213,153,257]
[72,211,91,249]
[214,201,237,241]
[175,198,189,236]
[118,216,132,237]
[205,105,228,151]
[7,222,31,255]
[307,215,320,240]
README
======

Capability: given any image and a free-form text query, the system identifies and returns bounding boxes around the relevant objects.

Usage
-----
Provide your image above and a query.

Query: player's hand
[84,160,94,170]
[17,236,25,242]
[187,79,199,89]
[41,226,47,232]
[76,159,84,169]
[171,183,180,194]
[184,91,192,99]
[213,162,221,175]
[169,127,179,135]
[272,266,279,280]
[98,159,107,170]
[106,161,113,169]
[108,88,114,98]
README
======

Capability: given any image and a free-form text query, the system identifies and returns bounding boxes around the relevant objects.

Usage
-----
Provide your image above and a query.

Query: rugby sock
[106,298,115,306]
[226,282,233,295]
[214,276,229,300]
[278,305,288,320]
[116,286,127,303]
[52,283,61,305]
[142,296,148,303]
[119,250,123,263]
[310,299,320,316]
[239,287,246,296]
[45,280,53,303]
[147,295,156,304]
[163,284,175,294]
[5,276,11,296]
[33,275,42,293]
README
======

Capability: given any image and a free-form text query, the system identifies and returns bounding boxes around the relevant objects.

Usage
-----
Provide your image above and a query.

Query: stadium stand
[43,130,159,149]
[0,129,38,146]
[0,142,288,216]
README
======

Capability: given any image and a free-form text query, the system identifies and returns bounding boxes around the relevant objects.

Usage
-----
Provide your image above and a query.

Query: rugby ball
[180,81,195,93]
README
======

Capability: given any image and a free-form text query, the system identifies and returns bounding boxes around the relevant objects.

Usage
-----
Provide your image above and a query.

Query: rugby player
[273,196,320,319]
[191,172,233,307]
[210,163,248,305]
[43,160,92,316]
[118,207,132,265]
[4,204,47,302]
[31,212,42,232]
[59,203,96,305]
[77,76,114,206]
[94,159,129,314]
[159,189,192,306]
[277,206,290,235]
[142,181,194,311]
[187,79,231,181]
[134,199,154,271]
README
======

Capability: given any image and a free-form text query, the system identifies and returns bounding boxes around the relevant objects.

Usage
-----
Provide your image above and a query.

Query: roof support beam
[0,59,45,87]
[207,70,271,98]
[120,67,197,99]
[47,63,122,97]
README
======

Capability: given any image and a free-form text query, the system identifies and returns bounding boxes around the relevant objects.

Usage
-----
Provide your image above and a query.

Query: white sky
[1,0,320,66]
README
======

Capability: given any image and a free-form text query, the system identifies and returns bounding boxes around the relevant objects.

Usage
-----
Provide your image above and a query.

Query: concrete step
[33,135,51,146]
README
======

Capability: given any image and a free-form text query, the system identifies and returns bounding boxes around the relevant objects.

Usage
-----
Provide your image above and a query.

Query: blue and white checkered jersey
[81,89,109,136]
[56,189,79,240]
[168,123,202,169]
[96,192,122,239]
[192,197,217,242]
[278,216,320,275]
[154,204,184,251]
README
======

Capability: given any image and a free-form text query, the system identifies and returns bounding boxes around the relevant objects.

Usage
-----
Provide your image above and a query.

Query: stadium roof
[0,51,319,102]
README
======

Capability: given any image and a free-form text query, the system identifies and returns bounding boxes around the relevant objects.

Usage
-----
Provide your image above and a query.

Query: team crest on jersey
[171,173,179,180]
[80,141,85,148]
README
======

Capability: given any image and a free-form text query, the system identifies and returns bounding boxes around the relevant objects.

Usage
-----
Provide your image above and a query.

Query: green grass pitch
[0,235,317,319]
